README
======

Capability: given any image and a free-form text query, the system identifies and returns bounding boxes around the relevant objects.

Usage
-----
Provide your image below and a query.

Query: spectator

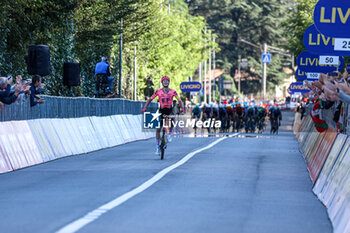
[95,56,114,95]
[185,97,191,111]
[30,75,45,107]
[0,76,11,97]
[0,76,21,105]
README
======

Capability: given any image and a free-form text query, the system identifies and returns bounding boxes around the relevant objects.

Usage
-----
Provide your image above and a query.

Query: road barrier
[0,96,160,174]
[295,113,350,233]
[0,113,154,174]
[0,96,158,122]
[0,141,12,173]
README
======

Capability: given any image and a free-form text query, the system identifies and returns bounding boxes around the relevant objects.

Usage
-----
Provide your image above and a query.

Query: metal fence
[0,96,158,121]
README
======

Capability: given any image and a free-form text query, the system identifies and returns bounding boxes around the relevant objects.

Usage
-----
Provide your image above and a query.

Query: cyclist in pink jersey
[142,76,184,154]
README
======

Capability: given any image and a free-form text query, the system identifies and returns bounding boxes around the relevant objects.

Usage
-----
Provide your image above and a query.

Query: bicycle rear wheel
[160,132,166,160]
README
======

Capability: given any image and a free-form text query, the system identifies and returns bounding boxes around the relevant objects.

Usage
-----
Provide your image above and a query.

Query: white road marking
[55,136,231,233]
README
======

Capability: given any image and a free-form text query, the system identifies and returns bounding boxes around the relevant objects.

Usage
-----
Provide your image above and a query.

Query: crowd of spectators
[305,70,350,104]
[304,69,350,133]
[0,74,45,111]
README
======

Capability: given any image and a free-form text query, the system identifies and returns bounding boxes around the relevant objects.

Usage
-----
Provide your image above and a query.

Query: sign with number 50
[319,56,339,65]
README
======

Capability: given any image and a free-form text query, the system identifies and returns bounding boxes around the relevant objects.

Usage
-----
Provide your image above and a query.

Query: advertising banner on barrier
[72,117,102,152]
[11,121,43,166]
[28,120,56,161]
[111,115,130,143]
[131,115,145,140]
[50,119,76,156]
[314,0,350,38]
[308,127,338,183]
[39,119,69,158]
[299,118,314,147]
[297,51,344,73]
[293,113,302,134]
[313,134,347,196]
[121,115,138,142]
[0,122,29,170]
[108,116,125,146]
[319,137,350,207]
[303,24,350,56]
[333,200,350,233]
[99,116,121,147]
[0,144,13,173]
[89,116,110,148]
[326,146,350,231]
[304,128,324,160]
[63,119,88,154]
[307,131,326,164]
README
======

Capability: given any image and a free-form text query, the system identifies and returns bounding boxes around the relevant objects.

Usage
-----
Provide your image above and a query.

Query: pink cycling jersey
[151,88,180,109]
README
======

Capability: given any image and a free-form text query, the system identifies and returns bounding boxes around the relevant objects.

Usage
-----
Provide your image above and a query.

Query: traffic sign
[261,53,271,64]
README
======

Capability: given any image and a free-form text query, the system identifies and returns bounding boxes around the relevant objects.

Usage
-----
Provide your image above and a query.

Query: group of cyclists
[142,75,283,155]
[191,101,282,134]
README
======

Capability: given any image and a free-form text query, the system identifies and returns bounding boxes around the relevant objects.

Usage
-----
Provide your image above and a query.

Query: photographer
[94,56,114,95]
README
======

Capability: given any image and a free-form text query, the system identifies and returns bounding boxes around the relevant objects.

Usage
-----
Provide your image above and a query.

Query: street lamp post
[133,44,137,100]
[213,36,216,103]
[208,32,212,104]
[262,43,267,99]
[199,62,202,105]
[118,18,123,98]
[204,28,207,104]
[238,55,241,94]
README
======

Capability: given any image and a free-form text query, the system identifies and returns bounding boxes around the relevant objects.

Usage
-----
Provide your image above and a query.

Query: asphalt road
[0,111,332,233]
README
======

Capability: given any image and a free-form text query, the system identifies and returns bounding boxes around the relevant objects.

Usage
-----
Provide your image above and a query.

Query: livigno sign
[297,51,344,73]
[288,82,311,94]
[295,69,308,81]
[314,0,350,38]
[303,24,350,56]
[180,82,202,92]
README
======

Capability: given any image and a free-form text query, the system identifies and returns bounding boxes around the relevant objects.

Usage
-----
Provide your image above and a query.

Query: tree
[0,0,216,99]
[283,0,318,58]
[187,0,294,97]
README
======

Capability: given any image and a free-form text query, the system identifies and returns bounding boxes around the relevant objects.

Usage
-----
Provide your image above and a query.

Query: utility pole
[199,62,202,105]
[213,36,216,103]
[118,18,123,98]
[238,55,241,94]
[208,32,212,104]
[262,43,267,100]
[204,28,207,104]
[133,44,137,100]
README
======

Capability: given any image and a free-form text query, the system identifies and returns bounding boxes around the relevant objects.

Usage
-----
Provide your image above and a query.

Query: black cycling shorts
[159,107,173,128]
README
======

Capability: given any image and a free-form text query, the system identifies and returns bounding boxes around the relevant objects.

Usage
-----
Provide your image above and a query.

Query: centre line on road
[55,136,232,233]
